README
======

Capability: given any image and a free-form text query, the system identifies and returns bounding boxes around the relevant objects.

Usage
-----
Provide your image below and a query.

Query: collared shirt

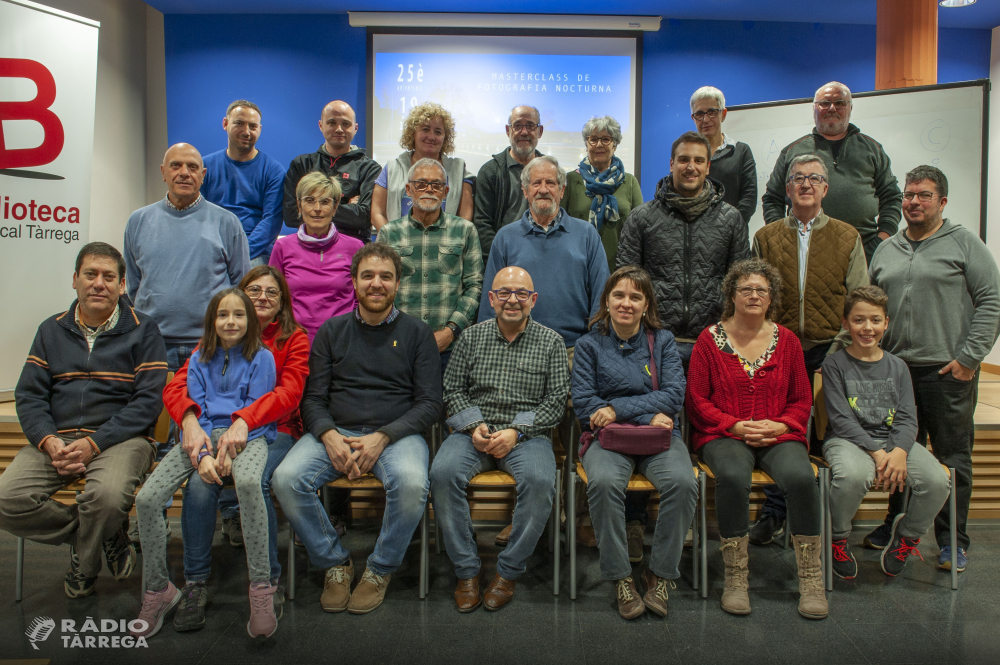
[443,317,570,440]
[527,208,566,236]
[354,305,400,326]
[163,194,203,212]
[376,211,484,333]
[711,132,737,161]
[75,302,120,351]
[794,215,816,291]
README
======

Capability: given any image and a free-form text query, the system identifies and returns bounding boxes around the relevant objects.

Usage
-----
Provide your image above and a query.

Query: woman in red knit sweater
[686,258,825,620]
[161,265,310,631]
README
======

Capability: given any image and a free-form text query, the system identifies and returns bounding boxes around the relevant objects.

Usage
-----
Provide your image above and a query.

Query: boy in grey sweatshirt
[822,286,950,579]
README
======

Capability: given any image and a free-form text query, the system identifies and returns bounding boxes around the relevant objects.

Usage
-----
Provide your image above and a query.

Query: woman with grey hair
[686,258,825,620]
[561,115,643,272]
[689,86,757,224]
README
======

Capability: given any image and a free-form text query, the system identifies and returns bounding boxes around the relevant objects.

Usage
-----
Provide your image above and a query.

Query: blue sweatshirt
[202,149,286,260]
[187,343,277,443]
[478,209,610,346]
[125,197,251,344]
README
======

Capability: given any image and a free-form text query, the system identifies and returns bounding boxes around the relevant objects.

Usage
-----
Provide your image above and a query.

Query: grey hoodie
[869,219,1000,368]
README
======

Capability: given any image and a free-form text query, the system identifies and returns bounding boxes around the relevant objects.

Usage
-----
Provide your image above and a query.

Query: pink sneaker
[132,581,181,638]
[247,582,277,638]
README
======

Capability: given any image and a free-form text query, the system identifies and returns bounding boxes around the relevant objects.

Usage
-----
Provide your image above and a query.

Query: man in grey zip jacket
[868,165,1000,569]
[762,82,902,264]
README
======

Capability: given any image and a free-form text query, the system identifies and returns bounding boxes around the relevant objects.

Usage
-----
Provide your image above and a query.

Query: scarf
[661,178,717,222]
[297,222,339,252]
[578,155,625,231]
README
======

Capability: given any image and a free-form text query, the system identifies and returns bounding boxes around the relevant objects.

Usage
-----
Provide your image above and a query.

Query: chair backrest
[153,372,175,444]
[812,372,828,442]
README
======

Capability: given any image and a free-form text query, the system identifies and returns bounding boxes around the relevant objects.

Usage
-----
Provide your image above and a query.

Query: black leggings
[701,438,820,538]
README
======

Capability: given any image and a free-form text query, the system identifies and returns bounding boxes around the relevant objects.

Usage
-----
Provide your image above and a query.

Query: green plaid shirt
[377,211,483,333]
[443,317,570,440]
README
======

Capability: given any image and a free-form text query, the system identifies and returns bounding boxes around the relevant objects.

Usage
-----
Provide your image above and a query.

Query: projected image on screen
[371,34,638,178]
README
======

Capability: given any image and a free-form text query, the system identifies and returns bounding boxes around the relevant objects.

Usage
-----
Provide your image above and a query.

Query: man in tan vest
[749,153,868,545]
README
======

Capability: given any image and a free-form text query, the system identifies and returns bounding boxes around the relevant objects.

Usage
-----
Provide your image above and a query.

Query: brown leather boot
[792,535,828,620]
[615,576,645,619]
[454,576,482,613]
[483,573,516,611]
[641,568,673,618]
[494,524,513,547]
[719,535,751,615]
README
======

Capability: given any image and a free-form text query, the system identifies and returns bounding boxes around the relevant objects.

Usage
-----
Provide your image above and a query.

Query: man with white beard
[478,155,610,355]
[473,105,547,264]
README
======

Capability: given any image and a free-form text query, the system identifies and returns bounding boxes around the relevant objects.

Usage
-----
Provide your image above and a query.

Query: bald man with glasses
[762,81,902,263]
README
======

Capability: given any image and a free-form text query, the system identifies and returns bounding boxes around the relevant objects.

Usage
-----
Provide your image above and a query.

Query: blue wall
[164,14,991,217]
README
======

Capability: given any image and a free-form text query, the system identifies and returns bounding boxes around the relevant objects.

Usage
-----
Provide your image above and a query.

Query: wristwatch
[446,322,461,338]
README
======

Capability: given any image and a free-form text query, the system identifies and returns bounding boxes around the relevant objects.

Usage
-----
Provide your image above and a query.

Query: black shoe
[103,518,137,581]
[881,514,923,577]
[330,515,348,538]
[863,520,894,550]
[273,583,285,621]
[64,544,97,598]
[222,517,244,548]
[831,538,858,579]
[172,581,209,632]
[748,513,784,546]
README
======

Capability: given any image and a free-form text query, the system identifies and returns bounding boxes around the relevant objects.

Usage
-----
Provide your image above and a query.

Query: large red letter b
[0,59,65,169]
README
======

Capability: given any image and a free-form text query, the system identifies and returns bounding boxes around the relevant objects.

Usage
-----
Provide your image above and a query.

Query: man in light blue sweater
[478,155,610,349]
[124,143,251,374]
[201,100,286,266]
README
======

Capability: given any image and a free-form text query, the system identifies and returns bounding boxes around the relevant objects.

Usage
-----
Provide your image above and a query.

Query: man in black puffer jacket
[617,131,749,367]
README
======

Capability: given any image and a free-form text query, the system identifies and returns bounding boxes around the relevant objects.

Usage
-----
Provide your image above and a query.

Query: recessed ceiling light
[940,0,976,7]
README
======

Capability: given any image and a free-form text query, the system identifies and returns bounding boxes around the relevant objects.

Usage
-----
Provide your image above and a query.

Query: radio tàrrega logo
[25,616,56,650]
[0,58,66,179]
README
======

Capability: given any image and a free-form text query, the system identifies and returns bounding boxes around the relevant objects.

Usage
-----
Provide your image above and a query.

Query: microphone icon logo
[25,616,55,650]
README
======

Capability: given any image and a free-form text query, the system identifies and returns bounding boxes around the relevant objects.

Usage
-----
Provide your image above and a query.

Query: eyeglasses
[244,286,281,301]
[586,136,614,147]
[691,108,721,121]
[736,287,771,298]
[510,122,540,133]
[815,100,849,110]
[300,196,334,208]
[409,180,446,193]
[788,173,827,186]
[902,191,938,202]
[492,289,535,302]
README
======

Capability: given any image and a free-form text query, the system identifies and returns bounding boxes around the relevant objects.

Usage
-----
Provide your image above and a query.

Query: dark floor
[0,518,996,665]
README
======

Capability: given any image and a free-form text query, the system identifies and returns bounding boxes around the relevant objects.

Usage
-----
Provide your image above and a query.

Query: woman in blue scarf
[561,116,643,273]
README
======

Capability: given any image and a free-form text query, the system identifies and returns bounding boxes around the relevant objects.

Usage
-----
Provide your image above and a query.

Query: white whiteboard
[724,82,987,242]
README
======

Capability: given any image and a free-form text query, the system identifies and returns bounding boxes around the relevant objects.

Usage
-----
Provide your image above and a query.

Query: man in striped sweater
[0,243,168,598]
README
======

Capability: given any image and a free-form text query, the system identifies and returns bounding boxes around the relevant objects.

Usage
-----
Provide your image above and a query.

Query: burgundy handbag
[579,330,673,458]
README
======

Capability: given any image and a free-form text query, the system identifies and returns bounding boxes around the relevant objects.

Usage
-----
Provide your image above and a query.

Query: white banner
[0,0,98,396]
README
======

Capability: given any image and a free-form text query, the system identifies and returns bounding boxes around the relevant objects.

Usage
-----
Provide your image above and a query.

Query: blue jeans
[272,429,429,576]
[180,432,296,582]
[583,437,698,580]
[430,433,556,581]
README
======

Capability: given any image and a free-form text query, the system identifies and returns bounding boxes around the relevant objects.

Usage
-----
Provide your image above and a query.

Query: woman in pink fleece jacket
[270,171,364,341]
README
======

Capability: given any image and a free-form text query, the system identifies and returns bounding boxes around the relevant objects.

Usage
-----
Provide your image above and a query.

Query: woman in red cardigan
[686,258,825,620]
[162,265,310,631]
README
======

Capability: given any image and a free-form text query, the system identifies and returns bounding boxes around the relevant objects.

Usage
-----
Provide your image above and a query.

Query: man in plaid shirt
[430,266,570,613]
[377,158,483,372]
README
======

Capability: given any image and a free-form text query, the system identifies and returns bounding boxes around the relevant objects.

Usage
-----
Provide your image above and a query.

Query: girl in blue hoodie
[133,288,278,640]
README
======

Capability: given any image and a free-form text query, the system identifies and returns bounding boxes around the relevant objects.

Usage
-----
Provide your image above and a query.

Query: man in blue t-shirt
[201,100,286,266]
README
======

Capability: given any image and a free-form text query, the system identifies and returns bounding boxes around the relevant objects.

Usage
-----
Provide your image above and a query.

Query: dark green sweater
[761,123,902,263]
[560,171,643,273]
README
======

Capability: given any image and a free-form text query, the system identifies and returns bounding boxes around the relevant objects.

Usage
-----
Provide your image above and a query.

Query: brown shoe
[627,521,645,563]
[483,573,516,611]
[494,524,513,547]
[347,568,391,614]
[454,576,482,613]
[320,559,354,613]
[792,534,828,620]
[615,576,645,620]
[576,516,597,548]
[641,568,673,617]
[719,535,751,615]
